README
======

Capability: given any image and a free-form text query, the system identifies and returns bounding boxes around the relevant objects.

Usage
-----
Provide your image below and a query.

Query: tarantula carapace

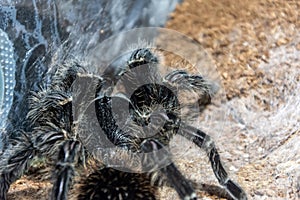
[0,48,247,200]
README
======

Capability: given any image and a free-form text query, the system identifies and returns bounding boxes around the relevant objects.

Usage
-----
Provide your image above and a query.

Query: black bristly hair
[0,48,247,200]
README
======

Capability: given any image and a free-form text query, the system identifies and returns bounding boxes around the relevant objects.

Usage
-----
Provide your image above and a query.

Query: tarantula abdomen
[78,168,157,200]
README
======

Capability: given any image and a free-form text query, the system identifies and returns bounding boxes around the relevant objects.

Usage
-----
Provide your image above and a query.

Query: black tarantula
[0,48,247,200]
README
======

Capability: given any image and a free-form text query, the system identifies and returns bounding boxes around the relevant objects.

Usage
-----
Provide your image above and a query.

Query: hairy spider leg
[164,69,217,106]
[179,124,247,200]
[0,131,35,200]
[0,120,76,200]
[141,139,197,200]
[161,62,247,200]
[95,95,139,150]
[0,62,86,200]
[161,162,197,200]
[52,140,82,200]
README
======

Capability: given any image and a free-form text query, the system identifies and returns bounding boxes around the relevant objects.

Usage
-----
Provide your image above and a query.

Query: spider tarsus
[161,163,196,200]
[204,137,248,200]
[179,123,247,200]
[224,179,248,200]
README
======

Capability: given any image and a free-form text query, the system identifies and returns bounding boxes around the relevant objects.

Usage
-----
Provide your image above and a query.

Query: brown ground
[8,0,300,199]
